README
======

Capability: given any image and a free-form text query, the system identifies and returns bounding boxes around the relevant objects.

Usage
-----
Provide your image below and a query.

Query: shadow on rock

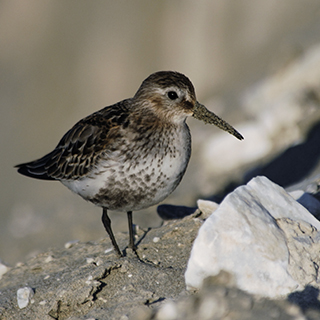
[157,205,197,220]
[244,121,320,189]
[288,285,320,312]
[218,120,320,201]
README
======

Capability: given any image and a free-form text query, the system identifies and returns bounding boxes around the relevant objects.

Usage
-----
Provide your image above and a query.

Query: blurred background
[2,0,320,265]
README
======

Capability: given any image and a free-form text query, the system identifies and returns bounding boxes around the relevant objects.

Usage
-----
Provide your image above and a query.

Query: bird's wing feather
[15,100,131,181]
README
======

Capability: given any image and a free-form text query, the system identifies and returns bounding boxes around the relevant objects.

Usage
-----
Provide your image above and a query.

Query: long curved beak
[192,102,244,140]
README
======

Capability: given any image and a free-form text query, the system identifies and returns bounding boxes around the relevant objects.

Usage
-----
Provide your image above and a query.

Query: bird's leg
[127,211,136,251]
[101,208,122,257]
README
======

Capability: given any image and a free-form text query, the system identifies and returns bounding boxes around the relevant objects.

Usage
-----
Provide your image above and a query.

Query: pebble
[44,255,53,263]
[86,257,95,264]
[98,297,107,303]
[64,240,79,249]
[95,258,103,266]
[105,247,113,254]
[85,275,93,285]
[0,262,9,280]
[17,287,34,309]
[197,199,219,219]
[153,237,160,243]
[156,301,178,320]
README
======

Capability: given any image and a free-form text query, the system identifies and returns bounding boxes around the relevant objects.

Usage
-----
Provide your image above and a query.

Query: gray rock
[145,272,307,320]
[0,215,201,320]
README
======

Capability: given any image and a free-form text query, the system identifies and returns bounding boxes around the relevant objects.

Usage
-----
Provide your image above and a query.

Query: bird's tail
[15,152,56,180]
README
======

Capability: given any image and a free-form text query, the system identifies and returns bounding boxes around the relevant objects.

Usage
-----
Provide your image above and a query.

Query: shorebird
[16,71,243,257]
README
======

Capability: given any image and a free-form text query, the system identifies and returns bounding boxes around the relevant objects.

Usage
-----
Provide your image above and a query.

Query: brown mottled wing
[15,100,131,181]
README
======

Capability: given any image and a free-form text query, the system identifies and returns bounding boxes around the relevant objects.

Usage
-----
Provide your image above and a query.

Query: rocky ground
[2,175,320,319]
[0,213,201,319]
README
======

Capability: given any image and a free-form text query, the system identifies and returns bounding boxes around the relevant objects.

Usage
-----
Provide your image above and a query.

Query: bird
[15,71,243,257]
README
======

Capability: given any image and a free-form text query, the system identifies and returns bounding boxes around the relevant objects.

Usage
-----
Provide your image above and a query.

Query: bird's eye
[167,91,179,100]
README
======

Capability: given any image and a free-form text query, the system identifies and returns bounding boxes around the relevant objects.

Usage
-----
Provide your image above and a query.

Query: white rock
[156,300,178,320]
[197,199,219,219]
[244,177,320,228]
[288,190,304,200]
[86,257,95,264]
[0,262,9,279]
[153,237,160,243]
[185,176,320,298]
[44,255,53,263]
[17,287,34,309]
[105,247,113,254]
[64,240,79,249]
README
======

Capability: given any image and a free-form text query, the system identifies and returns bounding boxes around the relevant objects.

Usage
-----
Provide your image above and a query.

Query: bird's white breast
[61,123,191,211]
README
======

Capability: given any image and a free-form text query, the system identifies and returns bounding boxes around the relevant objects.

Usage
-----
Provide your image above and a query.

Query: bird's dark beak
[192,101,244,140]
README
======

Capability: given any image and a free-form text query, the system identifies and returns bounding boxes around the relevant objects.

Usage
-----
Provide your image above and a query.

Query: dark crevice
[144,297,166,306]
[91,264,122,301]
[48,300,62,320]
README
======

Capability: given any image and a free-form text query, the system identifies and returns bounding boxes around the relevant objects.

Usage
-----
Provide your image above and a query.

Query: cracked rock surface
[0,215,201,320]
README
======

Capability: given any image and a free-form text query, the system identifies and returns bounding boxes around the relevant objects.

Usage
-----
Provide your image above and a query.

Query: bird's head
[134,71,243,140]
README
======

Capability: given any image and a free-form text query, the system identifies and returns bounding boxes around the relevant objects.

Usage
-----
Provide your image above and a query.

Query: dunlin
[16,71,243,257]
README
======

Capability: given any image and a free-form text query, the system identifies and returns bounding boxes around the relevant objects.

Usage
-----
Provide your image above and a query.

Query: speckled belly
[61,126,191,212]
